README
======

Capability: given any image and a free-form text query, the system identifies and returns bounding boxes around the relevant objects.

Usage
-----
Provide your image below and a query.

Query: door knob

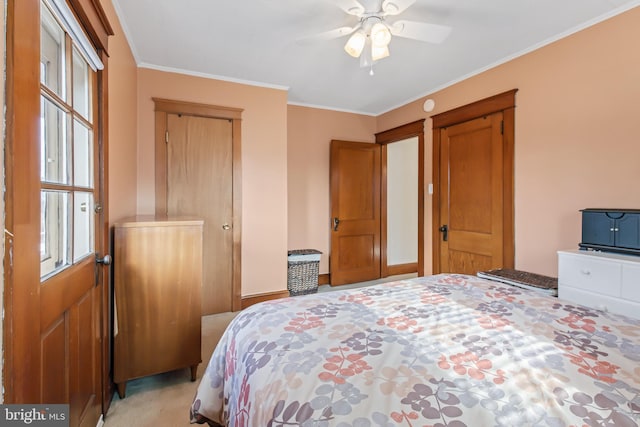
[332,217,340,231]
[96,254,112,265]
[222,224,231,230]
[439,224,448,242]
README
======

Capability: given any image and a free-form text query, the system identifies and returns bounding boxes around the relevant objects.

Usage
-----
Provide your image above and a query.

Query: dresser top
[559,248,640,263]
[114,215,204,227]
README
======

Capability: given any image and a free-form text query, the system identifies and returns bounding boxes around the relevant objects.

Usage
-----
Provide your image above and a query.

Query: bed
[190,273,640,426]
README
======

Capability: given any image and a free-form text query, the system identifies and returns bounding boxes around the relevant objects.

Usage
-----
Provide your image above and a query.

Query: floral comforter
[190,274,640,426]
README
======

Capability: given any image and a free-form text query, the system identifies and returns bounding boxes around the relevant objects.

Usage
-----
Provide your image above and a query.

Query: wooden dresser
[113,216,204,398]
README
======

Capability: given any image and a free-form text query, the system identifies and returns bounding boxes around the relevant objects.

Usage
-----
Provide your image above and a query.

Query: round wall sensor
[423,99,435,112]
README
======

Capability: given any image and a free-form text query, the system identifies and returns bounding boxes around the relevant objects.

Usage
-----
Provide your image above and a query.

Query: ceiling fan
[319,0,452,71]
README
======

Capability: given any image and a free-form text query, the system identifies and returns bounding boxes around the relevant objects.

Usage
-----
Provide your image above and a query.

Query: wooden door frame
[375,120,425,277]
[431,90,517,274]
[3,0,113,412]
[153,98,243,312]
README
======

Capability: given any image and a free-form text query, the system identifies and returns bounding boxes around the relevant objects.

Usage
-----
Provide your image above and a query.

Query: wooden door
[330,140,381,285]
[438,114,503,273]
[432,90,516,275]
[166,114,233,315]
[4,0,111,425]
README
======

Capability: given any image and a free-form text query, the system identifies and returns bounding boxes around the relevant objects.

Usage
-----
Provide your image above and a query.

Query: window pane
[41,97,70,184]
[74,120,93,188]
[73,192,94,262]
[40,5,66,99]
[73,48,90,120]
[41,190,71,278]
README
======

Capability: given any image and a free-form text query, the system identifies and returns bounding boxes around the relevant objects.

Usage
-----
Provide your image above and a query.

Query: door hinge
[165,131,169,143]
[500,120,504,135]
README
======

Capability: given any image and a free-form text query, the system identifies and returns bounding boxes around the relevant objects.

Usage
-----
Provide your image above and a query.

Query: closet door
[432,90,516,275]
[330,140,381,286]
[166,114,233,314]
[437,113,504,274]
[154,99,242,314]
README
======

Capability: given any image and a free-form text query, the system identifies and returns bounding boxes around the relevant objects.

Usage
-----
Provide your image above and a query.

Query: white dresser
[558,249,640,319]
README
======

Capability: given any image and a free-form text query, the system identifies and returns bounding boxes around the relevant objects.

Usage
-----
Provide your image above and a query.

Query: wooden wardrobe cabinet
[113,216,204,398]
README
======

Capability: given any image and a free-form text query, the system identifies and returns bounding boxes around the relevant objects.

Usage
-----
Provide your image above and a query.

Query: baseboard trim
[241,274,331,309]
[241,290,290,309]
[386,262,418,277]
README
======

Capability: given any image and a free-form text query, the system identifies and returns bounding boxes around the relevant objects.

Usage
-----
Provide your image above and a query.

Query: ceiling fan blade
[382,0,416,15]
[390,20,452,43]
[328,0,365,16]
[308,26,359,41]
[298,25,359,43]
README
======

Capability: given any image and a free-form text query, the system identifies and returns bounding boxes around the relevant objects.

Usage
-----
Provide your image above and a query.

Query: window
[40,1,97,279]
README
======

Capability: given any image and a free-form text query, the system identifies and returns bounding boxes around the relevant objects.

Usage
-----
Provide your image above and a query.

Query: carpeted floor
[103,274,416,426]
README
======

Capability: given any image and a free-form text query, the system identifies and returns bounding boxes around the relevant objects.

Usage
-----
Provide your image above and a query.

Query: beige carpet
[103,311,237,427]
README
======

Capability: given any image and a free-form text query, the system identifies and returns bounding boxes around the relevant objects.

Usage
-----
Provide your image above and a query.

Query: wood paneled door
[154,99,243,315]
[432,90,516,275]
[330,121,425,286]
[330,140,382,285]
[4,0,113,424]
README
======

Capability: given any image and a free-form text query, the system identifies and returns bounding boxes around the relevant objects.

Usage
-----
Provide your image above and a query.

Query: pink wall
[287,105,376,273]
[377,7,640,276]
[103,2,640,297]
[136,68,289,295]
[103,0,290,296]
[102,0,138,224]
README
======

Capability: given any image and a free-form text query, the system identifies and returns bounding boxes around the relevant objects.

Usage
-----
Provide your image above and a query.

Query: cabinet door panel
[581,211,615,247]
[617,213,640,249]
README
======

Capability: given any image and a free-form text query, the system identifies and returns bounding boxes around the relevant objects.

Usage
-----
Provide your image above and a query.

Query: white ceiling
[112,0,640,116]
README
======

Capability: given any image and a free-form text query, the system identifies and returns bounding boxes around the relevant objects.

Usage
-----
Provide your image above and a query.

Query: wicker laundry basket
[287,249,322,296]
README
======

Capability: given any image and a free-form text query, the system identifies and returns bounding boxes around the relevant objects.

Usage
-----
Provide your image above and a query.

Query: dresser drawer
[559,285,640,320]
[558,253,622,296]
[622,263,640,303]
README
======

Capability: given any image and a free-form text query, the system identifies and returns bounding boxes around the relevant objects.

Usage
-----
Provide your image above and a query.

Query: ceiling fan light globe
[371,22,392,47]
[371,45,390,61]
[344,31,366,57]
